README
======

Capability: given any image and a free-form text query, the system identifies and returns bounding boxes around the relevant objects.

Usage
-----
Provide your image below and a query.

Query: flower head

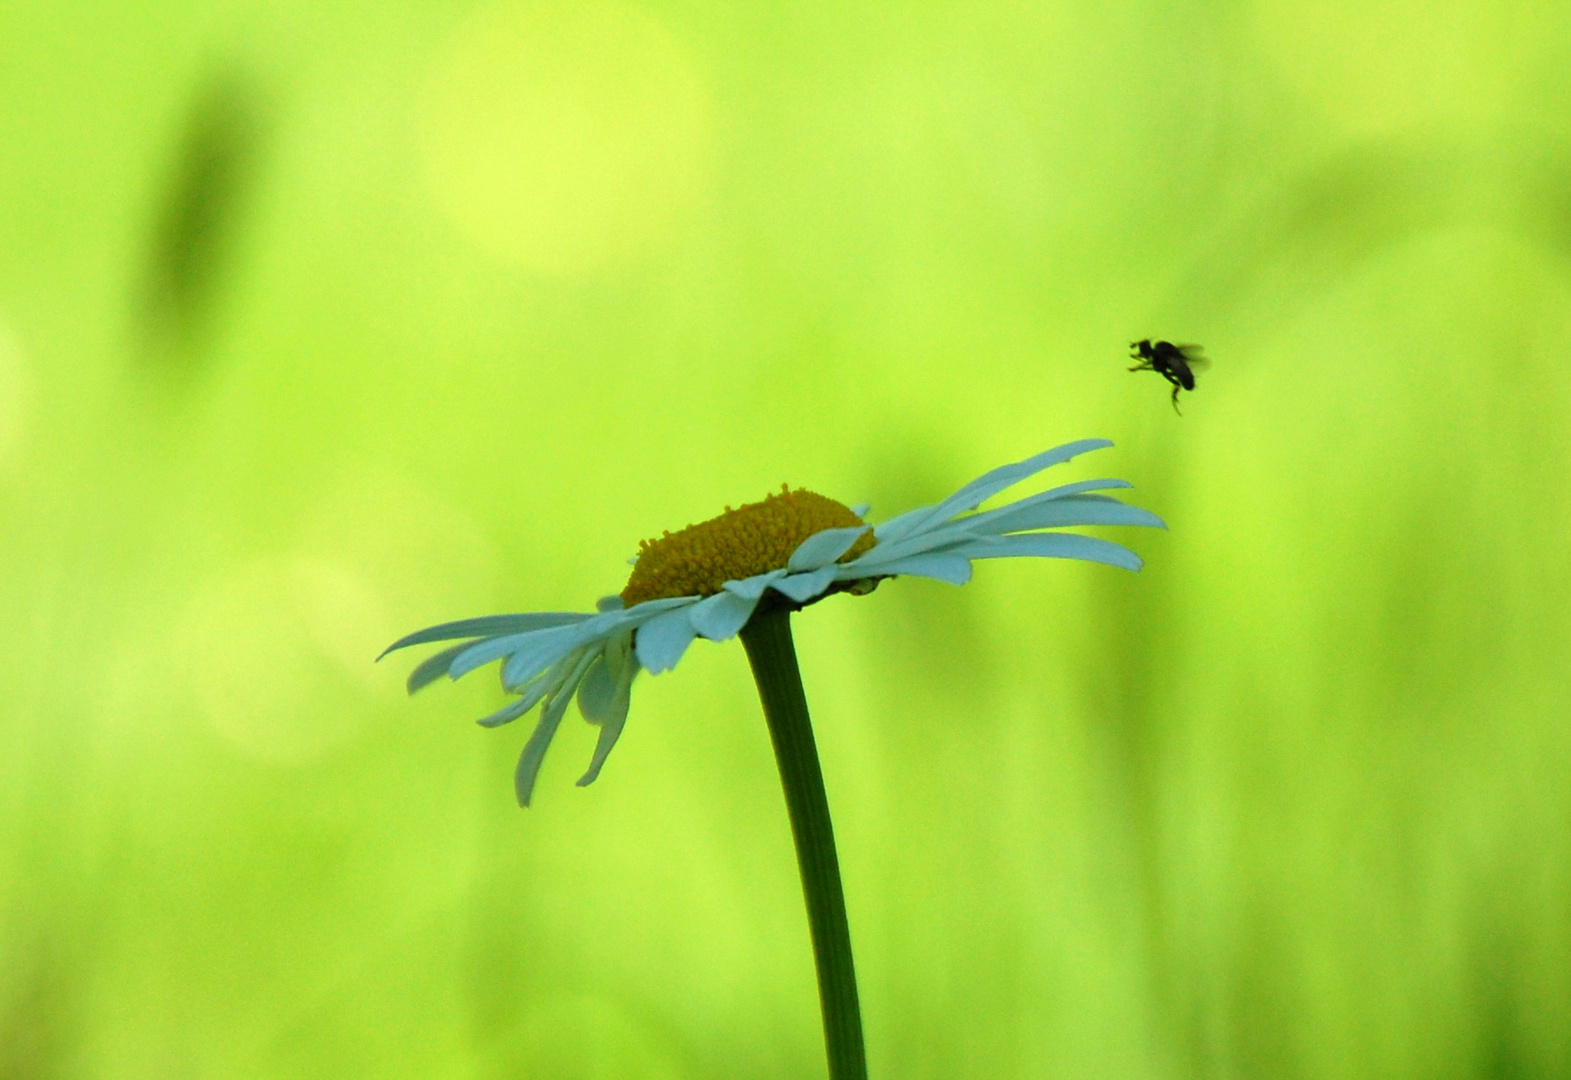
[621,485,876,606]
[381,439,1163,805]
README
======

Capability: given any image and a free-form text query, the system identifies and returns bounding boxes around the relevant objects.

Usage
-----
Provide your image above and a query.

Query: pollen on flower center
[621,486,876,606]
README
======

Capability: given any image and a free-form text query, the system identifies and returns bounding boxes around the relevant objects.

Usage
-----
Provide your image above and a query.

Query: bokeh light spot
[418,0,710,276]
[181,556,397,764]
[178,470,501,765]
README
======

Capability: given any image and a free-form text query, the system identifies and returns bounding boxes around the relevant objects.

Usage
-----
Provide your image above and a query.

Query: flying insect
[1129,339,1207,414]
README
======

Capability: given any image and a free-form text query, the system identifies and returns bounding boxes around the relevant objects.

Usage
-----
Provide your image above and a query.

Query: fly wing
[1175,344,1210,373]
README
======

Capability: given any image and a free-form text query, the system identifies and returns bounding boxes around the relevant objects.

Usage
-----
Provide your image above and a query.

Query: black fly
[1129,339,1206,414]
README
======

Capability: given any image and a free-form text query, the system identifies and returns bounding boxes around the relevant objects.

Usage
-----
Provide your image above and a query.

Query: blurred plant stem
[740,605,867,1080]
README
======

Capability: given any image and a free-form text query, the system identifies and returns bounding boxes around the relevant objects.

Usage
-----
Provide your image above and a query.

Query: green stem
[739,604,867,1080]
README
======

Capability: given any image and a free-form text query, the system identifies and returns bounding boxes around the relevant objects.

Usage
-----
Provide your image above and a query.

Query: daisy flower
[382,436,1163,1080]
[381,438,1163,808]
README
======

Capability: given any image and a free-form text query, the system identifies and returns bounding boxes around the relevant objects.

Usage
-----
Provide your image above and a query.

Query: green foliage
[3,0,1570,1076]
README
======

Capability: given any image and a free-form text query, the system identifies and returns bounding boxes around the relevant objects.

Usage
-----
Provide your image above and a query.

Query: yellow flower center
[621,486,877,606]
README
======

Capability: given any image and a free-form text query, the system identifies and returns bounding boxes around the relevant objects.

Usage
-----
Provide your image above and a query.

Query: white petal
[601,627,635,682]
[451,622,582,682]
[622,595,703,622]
[635,606,700,673]
[575,653,618,722]
[596,595,625,612]
[845,521,977,569]
[958,476,1134,528]
[787,525,870,571]
[500,622,605,690]
[869,551,973,585]
[870,503,937,544]
[1034,476,1134,500]
[514,711,566,808]
[480,667,557,726]
[480,671,556,727]
[948,532,1144,571]
[889,439,1114,540]
[474,694,536,729]
[380,611,590,659]
[967,496,1166,536]
[514,648,597,807]
[723,569,787,601]
[405,641,473,694]
[772,564,838,602]
[689,590,760,640]
[576,659,637,787]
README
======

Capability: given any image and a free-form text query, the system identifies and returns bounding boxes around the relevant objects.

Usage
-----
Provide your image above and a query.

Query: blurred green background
[3,0,1571,1076]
